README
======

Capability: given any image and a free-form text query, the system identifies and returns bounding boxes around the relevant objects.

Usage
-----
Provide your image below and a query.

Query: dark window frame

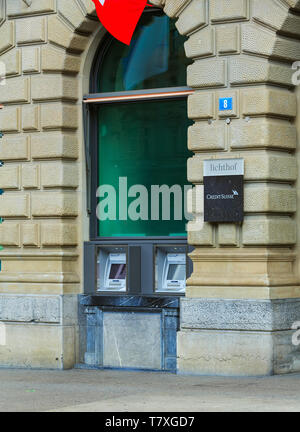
[83,9,194,296]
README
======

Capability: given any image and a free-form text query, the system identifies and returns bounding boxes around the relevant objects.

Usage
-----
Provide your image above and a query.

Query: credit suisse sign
[203,159,244,223]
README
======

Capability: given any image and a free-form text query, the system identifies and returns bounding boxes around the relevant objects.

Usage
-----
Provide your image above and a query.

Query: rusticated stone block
[48,15,89,54]
[41,162,78,189]
[41,223,77,246]
[217,24,240,55]
[22,47,40,74]
[16,17,47,45]
[0,108,21,133]
[242,23,300,62]
[0,0,4,27]
[210,0,249,23]
[242,216,296,246]
[188,92,215,119]
[230,118,297,150]
[187,59,226,88]
[149,0,165,5]
[22,164,40,189]
[0,50,21,77]
[245,153,297,182]
[0,223,20,246]
[22,105,40,131]
[184,27,215,59]
[187,221,214,246]
[230,57,293,87]
[241,87,296,119]
[31,75,78,102]
[41,104,78,131]
[218,224,238,246]
[0,21,15,55]
[0,194,30,218]
[22,223,39,247]
[41,46,81,75]
[31,133,78,160]
[0,77,30,105]
[244,185,296,214]
[252,0,300,38]
[0,136,29,161]
[188,122,226,151]
[164,0,190,18]
[176,0,207,35]
[7,0,56,17]
[31,192,77,217]
[57,0,96,34]
[0,166,20,190]
[80,0,98,14]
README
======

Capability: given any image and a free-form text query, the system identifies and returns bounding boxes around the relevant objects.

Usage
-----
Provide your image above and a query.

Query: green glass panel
[98,99,192,237]
[98,13,191,92]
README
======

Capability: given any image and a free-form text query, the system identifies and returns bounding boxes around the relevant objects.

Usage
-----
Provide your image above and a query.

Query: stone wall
[153,0,300,375]
[0,0,299,372]
[177,0,300,300]
[0,0,99,367]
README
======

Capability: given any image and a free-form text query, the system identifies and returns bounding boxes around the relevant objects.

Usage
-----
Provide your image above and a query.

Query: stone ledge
[0,294,77,325]
[180,297,300,331]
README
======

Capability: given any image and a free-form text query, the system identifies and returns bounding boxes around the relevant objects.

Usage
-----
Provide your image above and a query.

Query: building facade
[0,0,300,375]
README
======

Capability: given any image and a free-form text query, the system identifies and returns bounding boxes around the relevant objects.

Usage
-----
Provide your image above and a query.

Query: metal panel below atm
[77,295,179,372]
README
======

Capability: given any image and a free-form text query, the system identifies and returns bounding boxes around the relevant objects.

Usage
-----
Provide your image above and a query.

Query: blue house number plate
[219,97,233,111]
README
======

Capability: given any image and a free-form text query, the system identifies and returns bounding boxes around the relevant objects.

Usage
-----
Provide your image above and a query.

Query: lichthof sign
[203,158,244,223]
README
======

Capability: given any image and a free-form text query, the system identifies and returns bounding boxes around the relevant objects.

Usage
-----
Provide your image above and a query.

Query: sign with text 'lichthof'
[203,158,244,223]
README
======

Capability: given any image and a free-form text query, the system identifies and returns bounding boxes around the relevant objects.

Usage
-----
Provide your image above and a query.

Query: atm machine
[155,245,187,293]
[86,242,191,295]
[162,253,186,292]
[97,246,127,292]
[82,241,192,372]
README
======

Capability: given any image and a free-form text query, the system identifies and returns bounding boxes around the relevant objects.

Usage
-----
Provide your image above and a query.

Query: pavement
[0,369,300,412]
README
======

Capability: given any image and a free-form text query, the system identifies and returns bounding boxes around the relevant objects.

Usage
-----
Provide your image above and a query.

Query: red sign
[92,0,149,45]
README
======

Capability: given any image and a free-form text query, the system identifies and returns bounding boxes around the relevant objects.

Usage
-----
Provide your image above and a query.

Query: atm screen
[167,263,185,281]
[105,253,127,290]
[160,252,186,292]
[97,249,127,292]
[109,263,126,280]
